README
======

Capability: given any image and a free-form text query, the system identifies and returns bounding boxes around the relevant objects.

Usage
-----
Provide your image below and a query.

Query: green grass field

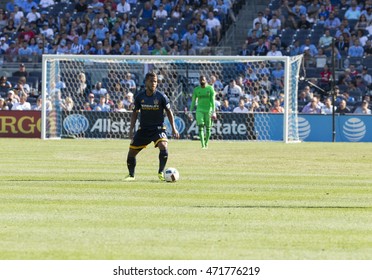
[0,139,371,260]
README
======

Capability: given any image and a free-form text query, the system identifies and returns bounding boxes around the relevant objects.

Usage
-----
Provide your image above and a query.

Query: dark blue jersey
[134,89,171,129]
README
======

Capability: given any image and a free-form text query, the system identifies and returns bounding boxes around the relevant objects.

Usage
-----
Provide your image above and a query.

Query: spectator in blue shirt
[348,39,364,57]
[95,21,109,41]
[168,26,179,43]
[23,0,38,13]
[31,40,44,56]
[18,41,33,61]
[15,0,25,9]
[181,26,197,46]
[324,12,341,30]
[129,37,141,54]
[272,63,284,80]
[318,5,330,20]
[300,38,318,57]
[193,30,209,51]
[94,95,111,112]
[344,3,361,20]
[138,1,154,19]
[6,0,15,13]
[292,1,307,16]
[289,40,301,56]
[90,0,104,14]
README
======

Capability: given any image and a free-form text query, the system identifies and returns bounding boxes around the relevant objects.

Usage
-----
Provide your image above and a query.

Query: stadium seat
[48,3,68,16]
[7,76,20,86]
[347,57,364,68]
[304,68,319,79]
[295,29,311,45]
[280,29,296,47]
[347,19,358,30]
[363,57,372,69]
[269,0,281,10]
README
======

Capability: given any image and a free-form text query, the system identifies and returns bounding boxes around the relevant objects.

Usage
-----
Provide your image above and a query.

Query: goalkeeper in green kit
[189,75,216,149]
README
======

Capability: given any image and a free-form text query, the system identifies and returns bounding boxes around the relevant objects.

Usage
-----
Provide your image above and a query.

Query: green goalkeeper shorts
[196,111,212,127]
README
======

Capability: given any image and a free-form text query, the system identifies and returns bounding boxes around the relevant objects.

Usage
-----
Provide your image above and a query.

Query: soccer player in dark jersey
[125,71,179,181]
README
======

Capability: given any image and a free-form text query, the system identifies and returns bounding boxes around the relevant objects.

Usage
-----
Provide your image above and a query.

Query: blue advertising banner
[337,115,372,142]
[298,114,372,142]
[254,113,283,141]
[62,111,257,140]
[60,111,372,142]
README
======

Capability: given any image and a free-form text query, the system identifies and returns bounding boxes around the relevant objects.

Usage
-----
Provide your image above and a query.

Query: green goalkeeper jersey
[190,85,216,113]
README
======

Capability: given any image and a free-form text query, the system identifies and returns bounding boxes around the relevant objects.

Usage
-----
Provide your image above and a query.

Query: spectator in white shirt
[92,82,108,98]
[321,97,334,114]
[155,4,168,19]
[267,43,283,57]
[116,0,131,14]
[205,11,221,43]
[26,6,40,23]
[223,79,243,107]
[13,76,31,96]
[13,5,24,26]
[354,100,371,114]
[233,98,249,113]
[70,37,84,54]
[39,0,54,9]
[12,92,31,110]
[40,22,54,39]
[268,13,281,36]
[0,37,9,53]
[253,11,268,29]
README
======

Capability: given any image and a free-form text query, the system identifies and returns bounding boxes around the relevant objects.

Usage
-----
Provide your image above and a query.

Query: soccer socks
[199,126,206,148]
[205,126,211,147]
[127,156,136,177]
[158,149,168,174]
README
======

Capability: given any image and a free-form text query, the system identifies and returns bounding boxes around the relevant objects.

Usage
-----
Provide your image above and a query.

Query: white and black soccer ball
[164,167,180,182]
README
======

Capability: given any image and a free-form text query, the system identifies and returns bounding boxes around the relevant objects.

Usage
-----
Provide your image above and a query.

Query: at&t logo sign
[297,117,311,140]
[342,118,366,142]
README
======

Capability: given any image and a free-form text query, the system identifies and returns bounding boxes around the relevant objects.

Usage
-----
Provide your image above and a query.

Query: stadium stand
[0,0,371,114]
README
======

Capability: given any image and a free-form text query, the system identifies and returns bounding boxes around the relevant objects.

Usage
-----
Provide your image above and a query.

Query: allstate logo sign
[165,116,185,136]
[63,114,90,134]
[298,117,311,140]
[342,118,366,142]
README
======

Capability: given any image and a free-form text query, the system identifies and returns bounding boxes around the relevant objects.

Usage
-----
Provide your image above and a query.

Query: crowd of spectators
[0,0,240,112]
[238,0,371,114]
[0,0,239,61]
[0,64,137,112]
[0,0,371,115]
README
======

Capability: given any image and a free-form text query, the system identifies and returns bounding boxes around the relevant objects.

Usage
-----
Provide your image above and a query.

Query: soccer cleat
[124,175,135,181]
[158,172,165,181]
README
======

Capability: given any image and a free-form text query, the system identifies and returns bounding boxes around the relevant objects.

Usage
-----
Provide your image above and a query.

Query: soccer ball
[164,167,180,182]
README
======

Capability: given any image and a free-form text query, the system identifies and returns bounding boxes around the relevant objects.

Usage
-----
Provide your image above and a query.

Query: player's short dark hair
[145,71,157,81]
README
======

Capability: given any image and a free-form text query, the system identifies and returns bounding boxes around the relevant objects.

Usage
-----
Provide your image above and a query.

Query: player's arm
[165,108,180,139]
[128,110,139,139]
[129,95,140,139]
[210,86,217,119]
[190,88,197,112]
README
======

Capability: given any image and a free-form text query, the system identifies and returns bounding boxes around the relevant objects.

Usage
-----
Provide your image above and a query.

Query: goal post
[41,55,303,142]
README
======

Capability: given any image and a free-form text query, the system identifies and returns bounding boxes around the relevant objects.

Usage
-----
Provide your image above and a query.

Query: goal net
[41,55,303,143]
